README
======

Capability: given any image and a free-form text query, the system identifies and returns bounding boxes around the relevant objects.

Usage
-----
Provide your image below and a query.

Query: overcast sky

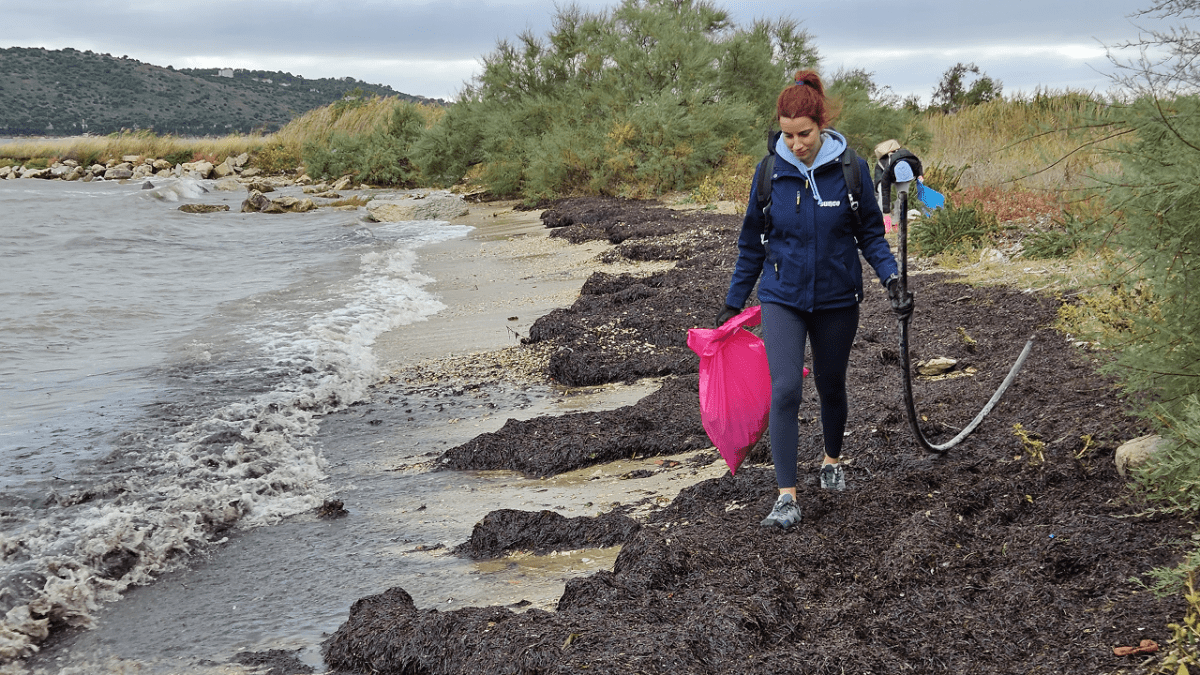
[1,0,1178,103]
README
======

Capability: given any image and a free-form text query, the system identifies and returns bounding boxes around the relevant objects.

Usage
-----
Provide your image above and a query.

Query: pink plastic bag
[686,306,771,475]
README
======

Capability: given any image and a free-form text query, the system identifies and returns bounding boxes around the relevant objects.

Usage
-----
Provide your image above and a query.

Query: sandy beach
[375,198,673,380]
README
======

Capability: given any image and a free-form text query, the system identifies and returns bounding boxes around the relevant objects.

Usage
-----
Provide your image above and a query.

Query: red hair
[777,70,831,127]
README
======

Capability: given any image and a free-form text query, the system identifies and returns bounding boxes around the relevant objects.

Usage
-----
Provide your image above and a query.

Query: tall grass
[922,89,1123,194]
[0,97,444,175]
[267,97,445,176]
[0,130,269,167]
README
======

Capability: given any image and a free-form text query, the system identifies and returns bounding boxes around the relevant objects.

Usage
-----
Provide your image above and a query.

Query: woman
[717,70,910,530]
[873,138,924,225]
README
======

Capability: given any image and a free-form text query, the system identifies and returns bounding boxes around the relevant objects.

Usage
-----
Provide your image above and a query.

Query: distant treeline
[0,46,446,136]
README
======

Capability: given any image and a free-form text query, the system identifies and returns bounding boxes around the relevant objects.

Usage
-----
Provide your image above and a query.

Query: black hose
[895,191,1034,453]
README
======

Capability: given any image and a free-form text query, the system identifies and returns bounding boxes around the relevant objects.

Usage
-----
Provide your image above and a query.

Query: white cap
[894,161,914,182]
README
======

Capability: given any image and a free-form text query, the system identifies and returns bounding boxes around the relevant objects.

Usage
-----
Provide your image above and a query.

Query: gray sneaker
[760,493,802,529]
[820,463,846,491]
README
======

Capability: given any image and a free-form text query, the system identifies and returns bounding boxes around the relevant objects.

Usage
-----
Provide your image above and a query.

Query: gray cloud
[1,0,1178,100]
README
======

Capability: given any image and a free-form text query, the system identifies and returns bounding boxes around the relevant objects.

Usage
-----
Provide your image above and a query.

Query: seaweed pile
[324,197,1184,674]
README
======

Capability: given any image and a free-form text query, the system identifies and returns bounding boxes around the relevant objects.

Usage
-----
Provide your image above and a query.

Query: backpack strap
[840,145,862,222]
[754,152,775,214]
[753,152,777,276]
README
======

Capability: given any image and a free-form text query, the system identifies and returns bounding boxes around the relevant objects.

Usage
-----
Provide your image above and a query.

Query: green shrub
[76,149,103,168]
[826,68,929,160]
[1023,211,1091,259]
[1132,395,1200,517]
[911,200,998,256]
[163,149,194,166]
[1093,94,1200,422]
[416,0,822,201]
[301,101,427,186]
[251,143,301,175]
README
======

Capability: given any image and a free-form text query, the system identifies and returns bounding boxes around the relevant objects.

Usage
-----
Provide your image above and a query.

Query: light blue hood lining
[775,130,848,204]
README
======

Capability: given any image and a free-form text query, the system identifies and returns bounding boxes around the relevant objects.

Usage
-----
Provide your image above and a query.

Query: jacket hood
[773,128,848,203]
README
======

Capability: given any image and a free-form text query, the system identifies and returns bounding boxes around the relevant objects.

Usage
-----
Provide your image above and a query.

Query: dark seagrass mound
[230,649,314,675]
[436,375,710,478]
[452,509,642,559]
[326,197,1191,675]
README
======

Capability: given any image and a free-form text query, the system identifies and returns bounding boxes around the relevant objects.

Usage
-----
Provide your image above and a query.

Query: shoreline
[374,198,675,389]
[23,195,727,675]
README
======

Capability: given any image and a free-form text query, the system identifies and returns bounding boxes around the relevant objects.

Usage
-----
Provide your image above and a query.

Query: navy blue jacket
[725,131,899,312]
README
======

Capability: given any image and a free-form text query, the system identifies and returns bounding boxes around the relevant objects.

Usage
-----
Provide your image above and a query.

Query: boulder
[240,167,262,178]
[89,164,106,174]
[367,193,469,222]
[1115,434,1166,478]
[271,196,316,213]
[152,158,172,171]
[240,191,314,214]
[121,154,141,163]
[916,357,957,376]
[246,181,275,193]
[212,160,236,179]
[331,175,353,191]
[131,164,155,180]
[63,167,83,181]
[103,166,134,180]
[21,167,52,179]
[213,177,242,191]
[241,190,274,213]
[180,161,214,180]
[233,153,249,168]
[179,204,231,214]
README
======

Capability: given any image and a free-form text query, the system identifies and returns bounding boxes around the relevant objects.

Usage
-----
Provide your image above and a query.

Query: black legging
[760,302,859,489]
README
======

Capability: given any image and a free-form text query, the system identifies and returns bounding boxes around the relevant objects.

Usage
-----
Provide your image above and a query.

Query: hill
[0,46,446,137]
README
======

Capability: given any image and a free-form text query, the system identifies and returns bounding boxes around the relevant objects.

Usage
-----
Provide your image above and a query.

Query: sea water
[0,177,470,667]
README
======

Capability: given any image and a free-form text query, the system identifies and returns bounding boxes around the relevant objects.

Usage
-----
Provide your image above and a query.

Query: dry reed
[922,90,1124,195]
[0,96,443,169]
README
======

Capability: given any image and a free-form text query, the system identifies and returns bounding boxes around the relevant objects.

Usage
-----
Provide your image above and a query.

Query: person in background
[873,139,923,225]
[715,71,912,531]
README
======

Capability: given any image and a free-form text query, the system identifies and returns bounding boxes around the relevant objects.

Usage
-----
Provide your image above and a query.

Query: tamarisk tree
[1102,0,1200,513]
[412,0,820,200]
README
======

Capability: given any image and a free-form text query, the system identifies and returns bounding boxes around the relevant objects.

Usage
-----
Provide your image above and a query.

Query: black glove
[715,304,741,327]
[886,275,914,320]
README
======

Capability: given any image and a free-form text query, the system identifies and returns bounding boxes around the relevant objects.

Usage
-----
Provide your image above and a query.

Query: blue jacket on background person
[724,128,899,313]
